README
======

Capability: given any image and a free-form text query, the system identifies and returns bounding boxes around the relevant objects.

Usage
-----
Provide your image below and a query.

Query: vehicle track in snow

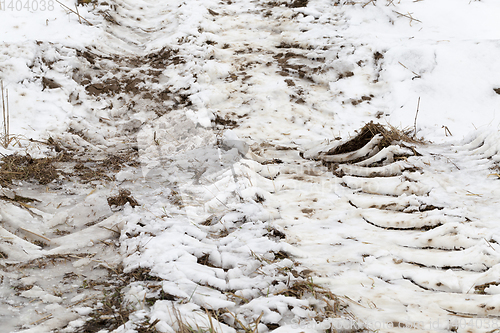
[1,0,369,332]
[276,127,500,331]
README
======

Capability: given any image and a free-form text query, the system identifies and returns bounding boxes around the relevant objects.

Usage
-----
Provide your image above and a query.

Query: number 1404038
[0,0,54,11]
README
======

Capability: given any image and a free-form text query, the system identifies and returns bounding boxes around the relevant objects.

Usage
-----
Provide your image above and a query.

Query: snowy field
[1,0,500,332]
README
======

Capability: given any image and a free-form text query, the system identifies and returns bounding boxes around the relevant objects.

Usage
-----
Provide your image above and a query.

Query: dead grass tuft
[0,145,139,187]
[325,121,420,156]
[0,154,61,186]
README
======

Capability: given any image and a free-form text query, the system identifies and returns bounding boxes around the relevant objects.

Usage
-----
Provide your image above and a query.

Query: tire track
[284,126,500,330]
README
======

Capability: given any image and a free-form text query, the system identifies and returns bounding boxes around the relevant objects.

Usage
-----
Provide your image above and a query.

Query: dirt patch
[146,47,184,69]
[197,253,219,268]
[338,71,354,80]
[42,77,62,90]
[289,0,308,8]
[72,46,193,114]
[348,95,373,106]
[213,114,238,129]
[107,189,139,209]
[475,281,500,294]
[266,0,309,9]
[374,51,384,65]
[266,227,286,239]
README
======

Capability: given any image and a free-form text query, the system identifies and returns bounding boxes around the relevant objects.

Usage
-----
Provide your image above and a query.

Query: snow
[1,0,500,332]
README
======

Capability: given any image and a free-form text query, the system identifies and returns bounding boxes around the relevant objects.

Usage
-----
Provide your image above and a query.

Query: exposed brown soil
[213,114,238,128]
[107,189,139,209]
[289,0,308,8]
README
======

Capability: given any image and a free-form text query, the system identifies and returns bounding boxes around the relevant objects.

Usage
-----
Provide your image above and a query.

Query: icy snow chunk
[124,284,148,308]
[343,175,431,196]
[162,282,190,299]
[354,145,413,167]
[360,209,450,230]
[339,161,408,177]
[116,170,135,182]
[203,60,231,80]
[223,130,249,156]
[319,134,383,163]
[186,108,214,128]
[73,307,93,316]
[20,286,62,303]
[61,319,86,332]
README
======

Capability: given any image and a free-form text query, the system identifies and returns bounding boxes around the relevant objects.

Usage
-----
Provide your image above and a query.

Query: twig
[55,0,93,25]
[19,227,51,242]
[413,97,420,138]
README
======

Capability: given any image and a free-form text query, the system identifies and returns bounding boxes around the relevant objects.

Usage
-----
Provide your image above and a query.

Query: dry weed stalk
[1,80,9,148]
[414,96,420,138]
[170,305,221,333]
[55,0,94,25]
[394,10,421,26]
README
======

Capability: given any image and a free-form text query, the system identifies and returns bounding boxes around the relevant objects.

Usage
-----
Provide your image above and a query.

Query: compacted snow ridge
[1,0,500,332]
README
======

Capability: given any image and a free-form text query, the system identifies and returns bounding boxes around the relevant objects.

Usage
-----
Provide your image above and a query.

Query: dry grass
[325,122,420,157]
[169,306,222,333]
[77,266,160,333]
[0,143,138,186]
[0,154,62,186]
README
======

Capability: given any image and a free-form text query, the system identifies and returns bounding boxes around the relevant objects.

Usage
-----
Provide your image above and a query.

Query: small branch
[55,0,93,26]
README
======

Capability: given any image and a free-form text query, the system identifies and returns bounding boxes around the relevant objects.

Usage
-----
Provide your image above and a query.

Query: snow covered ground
[1,0,500,332]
